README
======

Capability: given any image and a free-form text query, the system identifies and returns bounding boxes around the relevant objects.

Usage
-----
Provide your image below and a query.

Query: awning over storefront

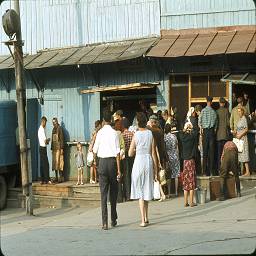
[221,73,256,85]
[80,82,159,94]
[0,37,159,70]
[147,26,256,58]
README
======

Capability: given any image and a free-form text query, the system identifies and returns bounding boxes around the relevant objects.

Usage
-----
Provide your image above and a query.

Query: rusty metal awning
[221,72,256,85]
[0,37,159,70]
[147,26,256,58]
[80,82,159,94]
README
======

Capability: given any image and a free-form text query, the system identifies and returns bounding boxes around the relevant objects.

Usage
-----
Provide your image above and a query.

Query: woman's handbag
[233,138,244,153]
[159,168,167,186]
[153,181,161,200]
[87,151,94,167]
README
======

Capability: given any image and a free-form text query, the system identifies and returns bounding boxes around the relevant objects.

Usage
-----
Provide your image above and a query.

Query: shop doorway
[100,87,157,124]
[232,84,256,113]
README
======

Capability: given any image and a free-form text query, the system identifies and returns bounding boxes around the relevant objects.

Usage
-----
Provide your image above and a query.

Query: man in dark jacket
[51,118,64,183]
[216,97,230,173]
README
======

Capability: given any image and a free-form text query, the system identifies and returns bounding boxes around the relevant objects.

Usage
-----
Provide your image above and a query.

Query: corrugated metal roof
[147,26,256,58]
[0,37,159,70]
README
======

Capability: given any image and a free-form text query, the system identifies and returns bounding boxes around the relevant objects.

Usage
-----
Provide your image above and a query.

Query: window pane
[191,76,208,98]
[209,75,226,97]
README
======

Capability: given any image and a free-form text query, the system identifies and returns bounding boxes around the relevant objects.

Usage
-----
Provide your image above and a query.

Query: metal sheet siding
[0,0,160,55]
[160,0,256,29]
[0,64,165,141]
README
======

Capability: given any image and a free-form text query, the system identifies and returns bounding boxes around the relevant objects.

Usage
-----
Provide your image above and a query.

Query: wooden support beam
[80,82,160,94]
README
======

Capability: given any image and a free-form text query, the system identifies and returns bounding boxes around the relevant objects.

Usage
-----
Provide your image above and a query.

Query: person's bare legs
[76,169,80,185]
[189,190,195,207]
[144,201,149,223]
[175,177,179,196]
[184,190,188,206]
[80,168,84,185]
[243,162,250,176]
[139,199,146,226]
[159,185,166,201]
[93,165,97,183]
[90,166,94,183]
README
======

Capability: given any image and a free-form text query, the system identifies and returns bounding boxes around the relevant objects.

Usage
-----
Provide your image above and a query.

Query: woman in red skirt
[179,122,197,207]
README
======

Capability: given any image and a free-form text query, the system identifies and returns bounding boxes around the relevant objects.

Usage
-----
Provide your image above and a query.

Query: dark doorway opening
[100,87,157,124]
[233,84,256,113]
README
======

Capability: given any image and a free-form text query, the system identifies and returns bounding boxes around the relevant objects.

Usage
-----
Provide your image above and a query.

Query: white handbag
[233,138,244,153]
[87,151,94,167]
[153,181,161,200]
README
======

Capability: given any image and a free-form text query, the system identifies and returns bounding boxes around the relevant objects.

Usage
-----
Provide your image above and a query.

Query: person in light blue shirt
[199,96,217,176]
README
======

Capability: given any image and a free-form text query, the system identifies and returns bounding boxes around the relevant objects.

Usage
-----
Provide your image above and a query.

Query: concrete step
[7,188,22,199]
[240,176,256,190]
[33,195,101,208]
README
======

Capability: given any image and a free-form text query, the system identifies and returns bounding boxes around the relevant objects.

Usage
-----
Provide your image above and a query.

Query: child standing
[74,142,85,185]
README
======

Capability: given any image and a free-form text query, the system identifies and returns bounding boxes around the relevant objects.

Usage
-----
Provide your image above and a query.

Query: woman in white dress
[129,112,158,227]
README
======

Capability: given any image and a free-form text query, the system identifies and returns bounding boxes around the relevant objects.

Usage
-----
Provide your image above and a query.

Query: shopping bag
[233,138,244,153]
[153,181,161,200]
[87,151,94,167]
[159,169,167,185]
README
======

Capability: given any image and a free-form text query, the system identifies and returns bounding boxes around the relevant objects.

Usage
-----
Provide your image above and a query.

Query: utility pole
[13,0,33,215]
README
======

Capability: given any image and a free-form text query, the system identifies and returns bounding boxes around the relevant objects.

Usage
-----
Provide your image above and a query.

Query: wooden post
[13,0,33,215]
[188,74,191,108]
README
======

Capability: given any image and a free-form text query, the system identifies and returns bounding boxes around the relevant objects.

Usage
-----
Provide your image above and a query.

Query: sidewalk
[1,189,256,256]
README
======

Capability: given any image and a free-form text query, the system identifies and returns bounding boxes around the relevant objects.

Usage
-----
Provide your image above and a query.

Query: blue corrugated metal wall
[160,0,256,29]
[0,0,160,55]
[0,62,168,141]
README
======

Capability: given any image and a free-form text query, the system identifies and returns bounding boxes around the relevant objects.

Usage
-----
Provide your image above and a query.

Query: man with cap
[216,97,230,173]
[199,96,217,176]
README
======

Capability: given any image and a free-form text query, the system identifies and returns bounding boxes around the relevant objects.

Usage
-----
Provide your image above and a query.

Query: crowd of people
[37,93,256,229]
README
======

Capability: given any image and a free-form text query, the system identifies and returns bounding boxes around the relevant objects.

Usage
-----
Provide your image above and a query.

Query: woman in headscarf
[179,122,197,207]
[164,123,180,197]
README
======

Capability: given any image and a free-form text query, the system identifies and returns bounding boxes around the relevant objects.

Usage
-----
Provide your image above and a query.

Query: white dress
[130,129,154,201]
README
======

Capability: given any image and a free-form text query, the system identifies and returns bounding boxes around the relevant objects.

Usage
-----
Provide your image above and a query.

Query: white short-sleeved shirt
[38,125,47,147]
[93,125,120,158]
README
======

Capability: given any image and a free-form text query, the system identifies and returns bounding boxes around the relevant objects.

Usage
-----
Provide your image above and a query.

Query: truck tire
[0,175,7,210]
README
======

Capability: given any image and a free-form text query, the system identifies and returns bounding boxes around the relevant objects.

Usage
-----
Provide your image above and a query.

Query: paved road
[1,189,256,255]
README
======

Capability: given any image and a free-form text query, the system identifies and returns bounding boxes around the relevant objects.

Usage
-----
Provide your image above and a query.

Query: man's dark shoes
[102,224,108,230]
[111,220,117,227]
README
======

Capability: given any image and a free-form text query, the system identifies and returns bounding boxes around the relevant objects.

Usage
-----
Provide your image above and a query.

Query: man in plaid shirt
[122,117,134,201]
[199,96,217,176]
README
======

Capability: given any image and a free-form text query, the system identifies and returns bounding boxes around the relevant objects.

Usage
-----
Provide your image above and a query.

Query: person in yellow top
[230,96,248,132]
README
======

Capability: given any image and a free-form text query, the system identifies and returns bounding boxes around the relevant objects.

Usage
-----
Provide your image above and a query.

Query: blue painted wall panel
[0,0,160,55]
[160,0,256,29]
[0,63,164,141]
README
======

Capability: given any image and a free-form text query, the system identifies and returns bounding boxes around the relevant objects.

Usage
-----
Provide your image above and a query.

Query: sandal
[184,203,189,207]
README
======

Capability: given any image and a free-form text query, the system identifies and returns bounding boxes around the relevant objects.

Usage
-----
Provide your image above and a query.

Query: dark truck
[0,100,19,210]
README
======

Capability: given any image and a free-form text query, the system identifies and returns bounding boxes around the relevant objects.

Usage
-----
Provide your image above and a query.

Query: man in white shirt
[38,116,51,185]
[93,110,121,230]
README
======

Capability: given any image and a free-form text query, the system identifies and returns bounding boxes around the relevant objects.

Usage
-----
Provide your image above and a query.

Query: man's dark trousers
[98,157,118,226]
[39,146,50,182]
[202,128,215,176]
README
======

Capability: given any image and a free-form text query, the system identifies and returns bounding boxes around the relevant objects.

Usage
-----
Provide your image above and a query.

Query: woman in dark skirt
[179,122,197,207]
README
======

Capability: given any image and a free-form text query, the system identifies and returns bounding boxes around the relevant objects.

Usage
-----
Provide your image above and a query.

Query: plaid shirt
[199,106,217,129]
[122,130,134,153]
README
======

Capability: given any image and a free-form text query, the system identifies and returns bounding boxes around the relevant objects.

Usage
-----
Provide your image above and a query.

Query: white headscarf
[186,107,195,123]
[184,121,193,131]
